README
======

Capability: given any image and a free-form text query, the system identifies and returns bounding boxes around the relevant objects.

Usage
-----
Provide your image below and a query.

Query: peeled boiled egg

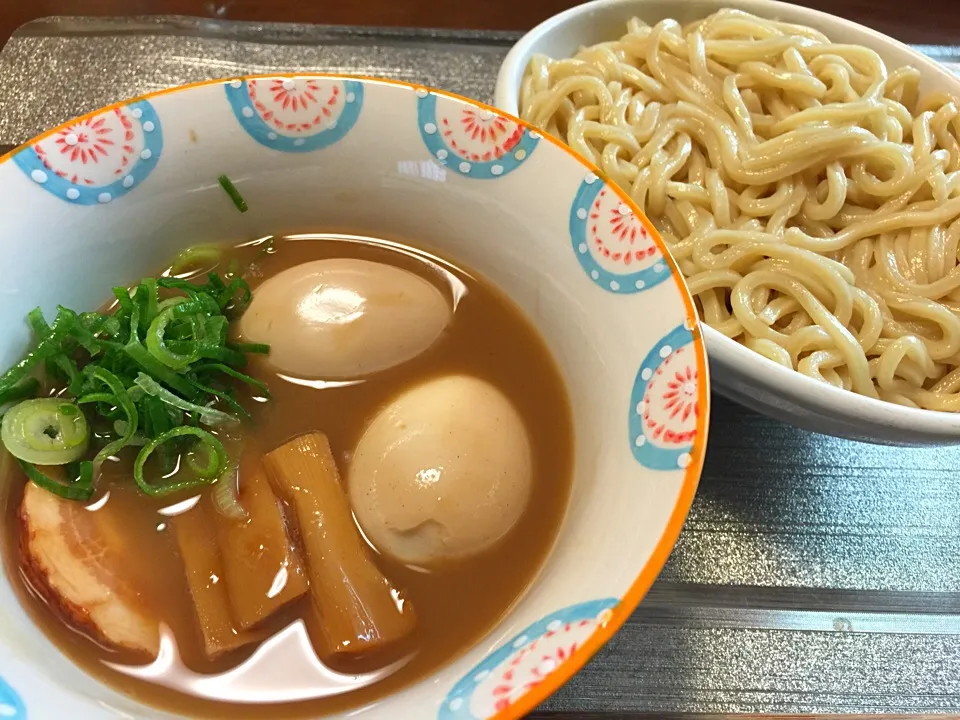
[240,259,451,379]
[349,374,533,567]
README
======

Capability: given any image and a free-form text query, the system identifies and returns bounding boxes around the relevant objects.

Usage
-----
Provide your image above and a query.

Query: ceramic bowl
[494,0,960,445]
[0,75,708,719]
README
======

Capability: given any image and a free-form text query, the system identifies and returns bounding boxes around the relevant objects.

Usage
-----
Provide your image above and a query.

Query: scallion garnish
[0,266,268,500]
[218,175,248,213]
[1,398,89,465]
[18,460,94,501]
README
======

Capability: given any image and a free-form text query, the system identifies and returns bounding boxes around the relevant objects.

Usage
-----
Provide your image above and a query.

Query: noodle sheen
[520,9,960,410]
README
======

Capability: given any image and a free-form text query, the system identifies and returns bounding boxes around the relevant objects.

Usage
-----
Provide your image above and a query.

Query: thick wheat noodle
[520,8,960,410]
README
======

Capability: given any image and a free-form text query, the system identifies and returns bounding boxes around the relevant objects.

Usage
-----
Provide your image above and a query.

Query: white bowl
[0,76,708,718]
[494,0,960,445]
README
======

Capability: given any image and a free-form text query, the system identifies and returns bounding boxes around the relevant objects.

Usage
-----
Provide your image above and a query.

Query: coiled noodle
[520,9,960,410]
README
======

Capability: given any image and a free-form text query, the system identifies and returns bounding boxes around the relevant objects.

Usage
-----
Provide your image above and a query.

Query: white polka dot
[585,172,598,184]
[514,149,527,160]
[143,120,155,132]
[415,88,429,98]
[66,188,80,200]
[635,279,646,289]
[491,165,504,176]
[578,243,587,254]
[122,175,134,188]
[683,382,696,394]
[481,109,496,120]
[618,203,632,216]
[610,280,620,291]
[140,149,152,160]
[540,658,558,674]
[547,619,563,632]
[64,133,78,146]
[459,161,472,173]
[293,138,305,146]
[267,132,278,140]
[576,208,587,220]
[423,122,437,135]
[654,263,666,273]
[282,78,295,91]
[448,698,463,711]
[636,402,644,414]
[590,270,599,280]
[97,192,112,204]
[346,92,356,103]
[229,79,242,88]
[436,149,448,160]
[130,107,143,119]
[635,435,647,447]
[641,368,653,381]
[678,453,692,468]
[529,130,542,139]
[329,120,338,129]
[241,106,254,118]
[512,634,528,648]
[0,703,15,717]
[30,169,47,184]
[659,345,673,358]
[473,670,490,683]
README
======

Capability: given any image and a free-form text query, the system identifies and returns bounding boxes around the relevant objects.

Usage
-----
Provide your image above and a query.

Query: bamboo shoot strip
[263,432,416,658]
[173,498,267,658]
[214,456,309,630]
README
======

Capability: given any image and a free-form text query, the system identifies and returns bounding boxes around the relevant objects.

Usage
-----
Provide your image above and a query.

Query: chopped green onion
[1,398,89,465]
[0,266,269,501]
[133,373,238,427]
[77,367,138,470]
[145,300,195,370]
[19,460,94,501]
[0,311,73,395]
[171,244,223,275]
[212,461,247,519]
[195,363,270,396]
[122,341,197,398]
[133,426,227,496]
[218,175,248,213]
[0,378,40,406]
[229,342,270,355]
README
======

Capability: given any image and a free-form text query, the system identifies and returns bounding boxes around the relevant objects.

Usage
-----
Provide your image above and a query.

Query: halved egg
[240,259,451,379]
[348,374,533,567]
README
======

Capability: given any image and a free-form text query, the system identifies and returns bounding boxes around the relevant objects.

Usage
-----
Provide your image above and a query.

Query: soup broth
[1,234,574,718]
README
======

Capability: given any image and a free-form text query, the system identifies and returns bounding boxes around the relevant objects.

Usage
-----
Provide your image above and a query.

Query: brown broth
[1,234,574,718]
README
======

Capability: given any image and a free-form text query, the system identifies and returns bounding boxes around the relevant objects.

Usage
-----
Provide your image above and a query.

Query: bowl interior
[495,0,960,445]
[0,76,707,718]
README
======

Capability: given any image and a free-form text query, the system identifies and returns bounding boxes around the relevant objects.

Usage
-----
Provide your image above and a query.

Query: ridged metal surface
[2,16,960,715]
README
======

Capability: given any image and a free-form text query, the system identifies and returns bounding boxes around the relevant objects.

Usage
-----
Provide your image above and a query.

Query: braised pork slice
[20,481,160,656]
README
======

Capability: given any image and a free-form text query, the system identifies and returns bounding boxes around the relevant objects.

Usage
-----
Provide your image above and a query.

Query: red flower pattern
[248,79,341,132]
[488,620,592,712]
[34,108,137,185]
[643,347,698,444]
[441,109,524,161]
[589,189,655,266]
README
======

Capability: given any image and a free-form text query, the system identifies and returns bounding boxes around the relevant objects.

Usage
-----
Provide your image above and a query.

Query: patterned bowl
[0,75,709,719]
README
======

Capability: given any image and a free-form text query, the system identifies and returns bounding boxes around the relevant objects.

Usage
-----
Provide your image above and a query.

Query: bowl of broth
[0,75,708,719]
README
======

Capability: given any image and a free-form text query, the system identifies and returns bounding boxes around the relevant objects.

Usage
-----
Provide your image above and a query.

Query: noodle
[520,8,960,410]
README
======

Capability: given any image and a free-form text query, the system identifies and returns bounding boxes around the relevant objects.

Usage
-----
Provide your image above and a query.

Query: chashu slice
[19,481,160,657]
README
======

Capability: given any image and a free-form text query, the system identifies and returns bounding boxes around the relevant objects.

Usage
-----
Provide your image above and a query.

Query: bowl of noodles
[495,0,960,444]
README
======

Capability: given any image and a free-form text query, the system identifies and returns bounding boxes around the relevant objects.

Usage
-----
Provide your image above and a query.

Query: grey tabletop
[2,15,960,718]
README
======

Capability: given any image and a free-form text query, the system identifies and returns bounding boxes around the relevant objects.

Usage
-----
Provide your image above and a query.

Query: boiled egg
[348,374,533,567]
[240,259,451,379]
